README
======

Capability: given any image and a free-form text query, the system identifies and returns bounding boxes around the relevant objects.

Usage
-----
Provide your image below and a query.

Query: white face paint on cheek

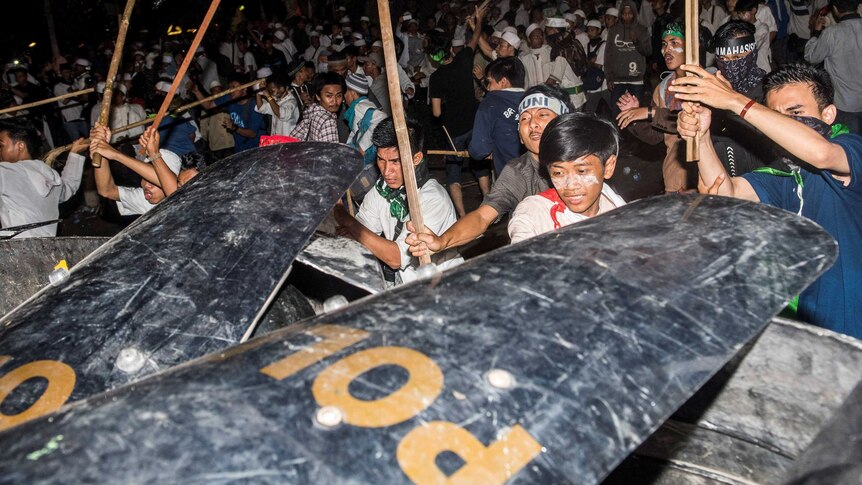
[671,47,684,53]
[552,173,600,190]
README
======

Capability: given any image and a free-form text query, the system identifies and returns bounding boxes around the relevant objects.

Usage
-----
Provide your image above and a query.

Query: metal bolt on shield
[315,406,344,428]
[486,369,516,390]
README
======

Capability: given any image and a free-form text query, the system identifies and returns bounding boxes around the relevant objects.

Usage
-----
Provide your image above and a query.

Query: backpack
[583,40,605,91]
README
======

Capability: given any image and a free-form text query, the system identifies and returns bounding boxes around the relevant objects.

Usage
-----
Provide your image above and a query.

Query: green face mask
[429,50,446,62]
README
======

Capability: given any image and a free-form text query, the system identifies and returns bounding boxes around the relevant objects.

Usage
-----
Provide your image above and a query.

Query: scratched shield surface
[0,195,836,484]
[0,143,362,419]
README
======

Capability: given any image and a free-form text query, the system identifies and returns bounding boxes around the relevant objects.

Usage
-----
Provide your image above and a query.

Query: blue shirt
[468,89,524,176]
[743,133,862,339]
[215,96,266,153]
[157,116,197,156]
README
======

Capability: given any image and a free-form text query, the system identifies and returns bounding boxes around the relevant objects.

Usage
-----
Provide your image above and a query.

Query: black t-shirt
[429,46,479,137]
[256,49,288,73]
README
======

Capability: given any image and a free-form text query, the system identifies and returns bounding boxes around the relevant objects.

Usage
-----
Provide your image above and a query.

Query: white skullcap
[353,40,367,47]
[606,8,619,17]
[501,31,521,49]
[526,23,541,37]
[96,81,106,94]
[122,73,133,81]
[564,13,577,22]
[360,16,370,22]
[546,17,568,28]
[274,30,286,41]
[586,20,603,29]
[257,67,273,78]
[503,26,518,35]
[162,55,173,63]
[352,32,364,40]
[372,40,383,47]
[310,31,321,37]
[491,31,503,38]
[340,16,350,24]
[155,81,172,93]
[451,38,465,47]
[574,9,587,18]
[74,58,91,67]
[209,80,222,89]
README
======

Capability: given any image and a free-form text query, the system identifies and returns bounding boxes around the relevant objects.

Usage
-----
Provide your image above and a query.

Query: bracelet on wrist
[739,98,757,119]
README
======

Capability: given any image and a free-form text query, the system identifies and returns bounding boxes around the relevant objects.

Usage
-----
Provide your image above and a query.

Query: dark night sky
[2,0,287,66]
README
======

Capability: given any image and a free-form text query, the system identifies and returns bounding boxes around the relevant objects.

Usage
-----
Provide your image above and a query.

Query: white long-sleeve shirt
[255,94,300,136]
[0,153,85,238]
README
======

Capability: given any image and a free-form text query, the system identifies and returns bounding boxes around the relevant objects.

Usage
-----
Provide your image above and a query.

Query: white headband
[518,93,571,117]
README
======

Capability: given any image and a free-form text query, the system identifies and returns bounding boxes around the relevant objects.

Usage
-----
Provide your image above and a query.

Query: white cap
[360,16,370,22]
[315,25,324,31]
[209,80,222,89]
[501,31,521,50]
[606,8,619,17]
[491,31,503,38]
[155,149,182,175]
[452,38,465,47]
[96,81,106,94]
[310,31,321,37]
[546,17,568,28]
[586,20,603,29]
[74,58,91,67]
[274,22,283,29]
[257,67,273,78]
[155,81,172,93]
[503,26,518,35]
[574,9,587,18]
[133,50,146,58]
[564,13,576,22]
[274,30,286,40]
[526,23,540,37]
[352,32,364,40]
[353,40,367,47]
[372,40,383,48]
[122,73,133,81]
[162,55,173,63]
[340,15,350,24]
[402,13,412,21]
[116,84,127,95]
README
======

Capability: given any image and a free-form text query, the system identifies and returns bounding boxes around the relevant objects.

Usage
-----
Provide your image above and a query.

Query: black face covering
[715,53,762,95]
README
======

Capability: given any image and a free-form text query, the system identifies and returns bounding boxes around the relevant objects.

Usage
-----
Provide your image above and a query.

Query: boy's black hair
[0,120,40,158]
[735,0,760,12]
[266,72,290,88]
[831,0,858,13]
[341,45,359,58]
[711,20,756,50]
[764,63,834,110]
[180,151,215,171]
[424,30,451,57]
[539,113,620,167]
[313,71,346,97]
[522,84,576,113]
[372,117,424,156]
[485,57,526,88]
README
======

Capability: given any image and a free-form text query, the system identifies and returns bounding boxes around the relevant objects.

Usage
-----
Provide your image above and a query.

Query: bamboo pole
[149,0,221,144]
[41,78,263,166]
[685,0,700,162]
[92,0,137,168]
[428,150,470,157]
[378,0,431,266]
[0,88,94,116]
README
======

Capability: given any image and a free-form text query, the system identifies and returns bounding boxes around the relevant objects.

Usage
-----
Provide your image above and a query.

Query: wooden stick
[442,125,458,152]
[378,0,431,266]
[92,0,137,168]
[0,88,94,116]
[346,189,356,217]
[685,0,700,162]
[149,0,221,146]
[428,149,470,157]
[41,78,263,166]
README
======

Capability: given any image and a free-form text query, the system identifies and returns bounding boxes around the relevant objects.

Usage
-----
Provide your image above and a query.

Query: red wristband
[739,99,757,119]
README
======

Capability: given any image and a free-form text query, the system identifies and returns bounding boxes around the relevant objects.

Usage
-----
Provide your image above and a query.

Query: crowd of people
[0,0,859,339]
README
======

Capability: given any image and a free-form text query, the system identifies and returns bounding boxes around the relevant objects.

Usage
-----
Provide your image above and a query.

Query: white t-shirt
[116,186,156,216]
[355,178,463,285]
[508,184,626,244]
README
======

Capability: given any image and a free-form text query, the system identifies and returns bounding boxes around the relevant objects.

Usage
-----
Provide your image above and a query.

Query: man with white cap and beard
[89,82,146,142]
[521,22,586,110]
[478,26,522,60]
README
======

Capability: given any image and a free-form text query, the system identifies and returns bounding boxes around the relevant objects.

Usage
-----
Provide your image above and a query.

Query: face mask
[715,53,759,94]
[318,62,328,73]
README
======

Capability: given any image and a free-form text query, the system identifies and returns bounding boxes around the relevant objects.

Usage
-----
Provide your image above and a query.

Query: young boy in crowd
[406,85,574,256]
[671,62,862,339]
[0,122,88,237]
[90,124,182,216]
[508,113,626,243]
[334,118,463,286]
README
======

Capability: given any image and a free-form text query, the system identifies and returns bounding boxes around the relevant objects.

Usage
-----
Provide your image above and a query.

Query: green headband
[429,50,446,62]
[662,23,685,40]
